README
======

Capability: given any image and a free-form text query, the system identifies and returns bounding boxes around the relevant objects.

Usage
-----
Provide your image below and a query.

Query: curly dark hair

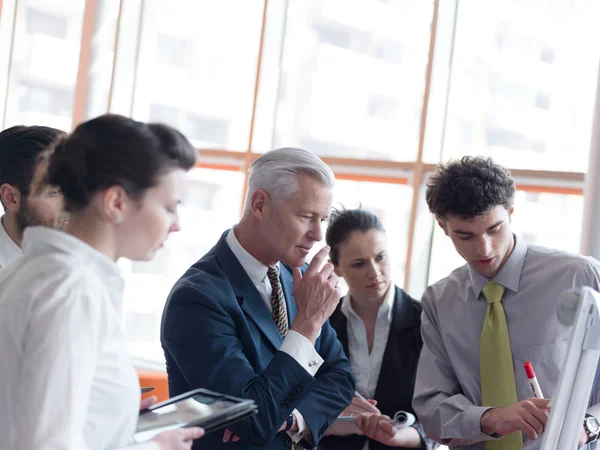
[425,156,515,220]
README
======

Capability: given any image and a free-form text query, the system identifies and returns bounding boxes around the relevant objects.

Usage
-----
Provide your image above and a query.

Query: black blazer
[320,285,426,450]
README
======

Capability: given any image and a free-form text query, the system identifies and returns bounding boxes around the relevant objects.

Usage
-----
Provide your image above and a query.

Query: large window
[1,0,85,131]
[1,0,598,368]
[132,0,264,150]
[424,0,600,172]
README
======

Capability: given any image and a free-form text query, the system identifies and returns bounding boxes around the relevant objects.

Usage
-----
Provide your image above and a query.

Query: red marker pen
[524,361,544,398]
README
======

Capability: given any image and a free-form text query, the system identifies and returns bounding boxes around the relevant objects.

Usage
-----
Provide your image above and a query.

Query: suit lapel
[214,231,283,350]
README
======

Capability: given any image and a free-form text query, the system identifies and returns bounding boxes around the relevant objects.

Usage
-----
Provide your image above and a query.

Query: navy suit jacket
[320,286,428,450]
[161,230,355,450]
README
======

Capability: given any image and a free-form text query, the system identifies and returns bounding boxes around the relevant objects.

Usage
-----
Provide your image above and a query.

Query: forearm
[413,390,494,446]
[295,366,355,444]
[393,426,422,448]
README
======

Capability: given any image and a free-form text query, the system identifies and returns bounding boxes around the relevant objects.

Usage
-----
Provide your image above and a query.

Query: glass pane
[131,0,264,150]
[427,190,584,285]
[122,168,244,364]
[3,0,85,131]
[306,179,412,293]
[428,0,600,171]
[269,0,434,160]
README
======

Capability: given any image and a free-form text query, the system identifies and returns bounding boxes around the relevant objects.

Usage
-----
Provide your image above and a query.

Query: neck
[349,286,389,324]
[64,213,119,261]
[2,213,24,248]
[234,216,277,266]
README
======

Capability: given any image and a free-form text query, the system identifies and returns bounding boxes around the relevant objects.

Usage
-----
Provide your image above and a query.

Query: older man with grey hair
[161,148,356,450]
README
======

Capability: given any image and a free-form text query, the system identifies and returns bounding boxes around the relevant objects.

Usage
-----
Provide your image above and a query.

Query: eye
[489,225,502,234]
[376,253,386,261]
[47,188,60,197]
[351,261,364,269]
[459,236,472,241]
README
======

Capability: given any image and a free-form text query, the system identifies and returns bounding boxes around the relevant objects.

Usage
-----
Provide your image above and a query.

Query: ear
[0,183,22,213]
[249,189,269,220]
[102,185,129,224]
[330,260,342,277]
[508,204,515,223]
[435,216,449,236]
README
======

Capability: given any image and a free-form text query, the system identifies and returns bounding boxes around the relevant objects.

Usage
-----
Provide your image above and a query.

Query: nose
[307,220,323,242]
[169,212,182,234]
[475,235,492,257]
[367,261,382,279]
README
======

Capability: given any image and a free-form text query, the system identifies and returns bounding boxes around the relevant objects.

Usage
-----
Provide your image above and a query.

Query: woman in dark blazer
[320,208,436,450]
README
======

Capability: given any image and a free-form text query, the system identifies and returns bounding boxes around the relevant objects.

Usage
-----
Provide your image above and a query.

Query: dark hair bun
[47,114,196,212]
[48,135,90,210]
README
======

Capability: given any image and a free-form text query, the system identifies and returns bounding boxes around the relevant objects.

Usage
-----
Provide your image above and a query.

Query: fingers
[223,428,232,443]
[519,418,541,441]
[181,427,205,440]
[292,266,302,285]
[521,409,548,440]
[378,419,396,437]
[367,399,378,406]
[319,262,335,280]
[304,246,329,276]
[356,413,368,432]
[529,398,551,409]
[139,395,157,410]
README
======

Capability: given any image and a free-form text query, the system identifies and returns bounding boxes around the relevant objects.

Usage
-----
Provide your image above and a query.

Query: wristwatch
[584,414,600,443]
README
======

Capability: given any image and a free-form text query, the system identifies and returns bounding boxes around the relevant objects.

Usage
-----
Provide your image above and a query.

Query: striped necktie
[267,265,289,336]
[480,281,523,450]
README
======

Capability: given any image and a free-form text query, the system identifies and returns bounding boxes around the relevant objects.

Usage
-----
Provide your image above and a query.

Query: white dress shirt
[0,227,157,450]
[341,285,395,450]
[0,215,22,269]
[225,227,324,444]
[341,285,395,400]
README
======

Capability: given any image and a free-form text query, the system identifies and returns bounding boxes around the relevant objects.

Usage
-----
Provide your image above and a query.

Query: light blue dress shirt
[413,236,600,449]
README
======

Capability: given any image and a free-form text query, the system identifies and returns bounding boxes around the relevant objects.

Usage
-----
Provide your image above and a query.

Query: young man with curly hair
[412,156,600,449]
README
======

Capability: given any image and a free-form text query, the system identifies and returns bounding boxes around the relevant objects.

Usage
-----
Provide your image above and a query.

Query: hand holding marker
[524,361,544,398]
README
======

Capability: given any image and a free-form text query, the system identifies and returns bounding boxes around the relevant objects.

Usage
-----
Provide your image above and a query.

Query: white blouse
[0,227,158,450]
[0,215,22,269]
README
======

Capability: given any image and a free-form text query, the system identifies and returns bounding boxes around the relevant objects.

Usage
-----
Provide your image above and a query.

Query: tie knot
[481,281,505,304]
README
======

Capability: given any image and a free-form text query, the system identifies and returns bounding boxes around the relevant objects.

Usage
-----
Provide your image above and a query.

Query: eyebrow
[349,251,385,263]
[453,220,504,236]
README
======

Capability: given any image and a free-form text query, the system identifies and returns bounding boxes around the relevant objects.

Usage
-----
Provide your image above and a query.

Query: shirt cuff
[288,409,310,443]
[280,330,324,376]
[464,406,498,441]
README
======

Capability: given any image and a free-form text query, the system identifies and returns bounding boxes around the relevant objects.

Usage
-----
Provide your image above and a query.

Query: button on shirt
[341,285,395,450]
[413,235,600,449]
[0,227,157,450]
[0,215,22,269]
[225,227,324,444]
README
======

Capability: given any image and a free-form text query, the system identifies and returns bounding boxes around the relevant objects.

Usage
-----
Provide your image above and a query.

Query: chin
[283,255,307,268]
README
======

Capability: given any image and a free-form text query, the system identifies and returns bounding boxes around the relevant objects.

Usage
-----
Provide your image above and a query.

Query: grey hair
[243,147,335,215]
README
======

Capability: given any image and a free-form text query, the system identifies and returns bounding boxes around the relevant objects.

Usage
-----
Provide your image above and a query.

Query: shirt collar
[0,215,23,268]
[225,226,270,286]
[341,282,395,323]
[22,227,124,296]
[468,234,528,299]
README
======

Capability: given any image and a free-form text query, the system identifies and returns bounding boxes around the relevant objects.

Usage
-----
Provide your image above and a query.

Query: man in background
[0,125,67,268]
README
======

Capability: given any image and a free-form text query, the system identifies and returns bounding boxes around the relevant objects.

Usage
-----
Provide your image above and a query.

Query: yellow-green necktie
[480,281,523,450]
